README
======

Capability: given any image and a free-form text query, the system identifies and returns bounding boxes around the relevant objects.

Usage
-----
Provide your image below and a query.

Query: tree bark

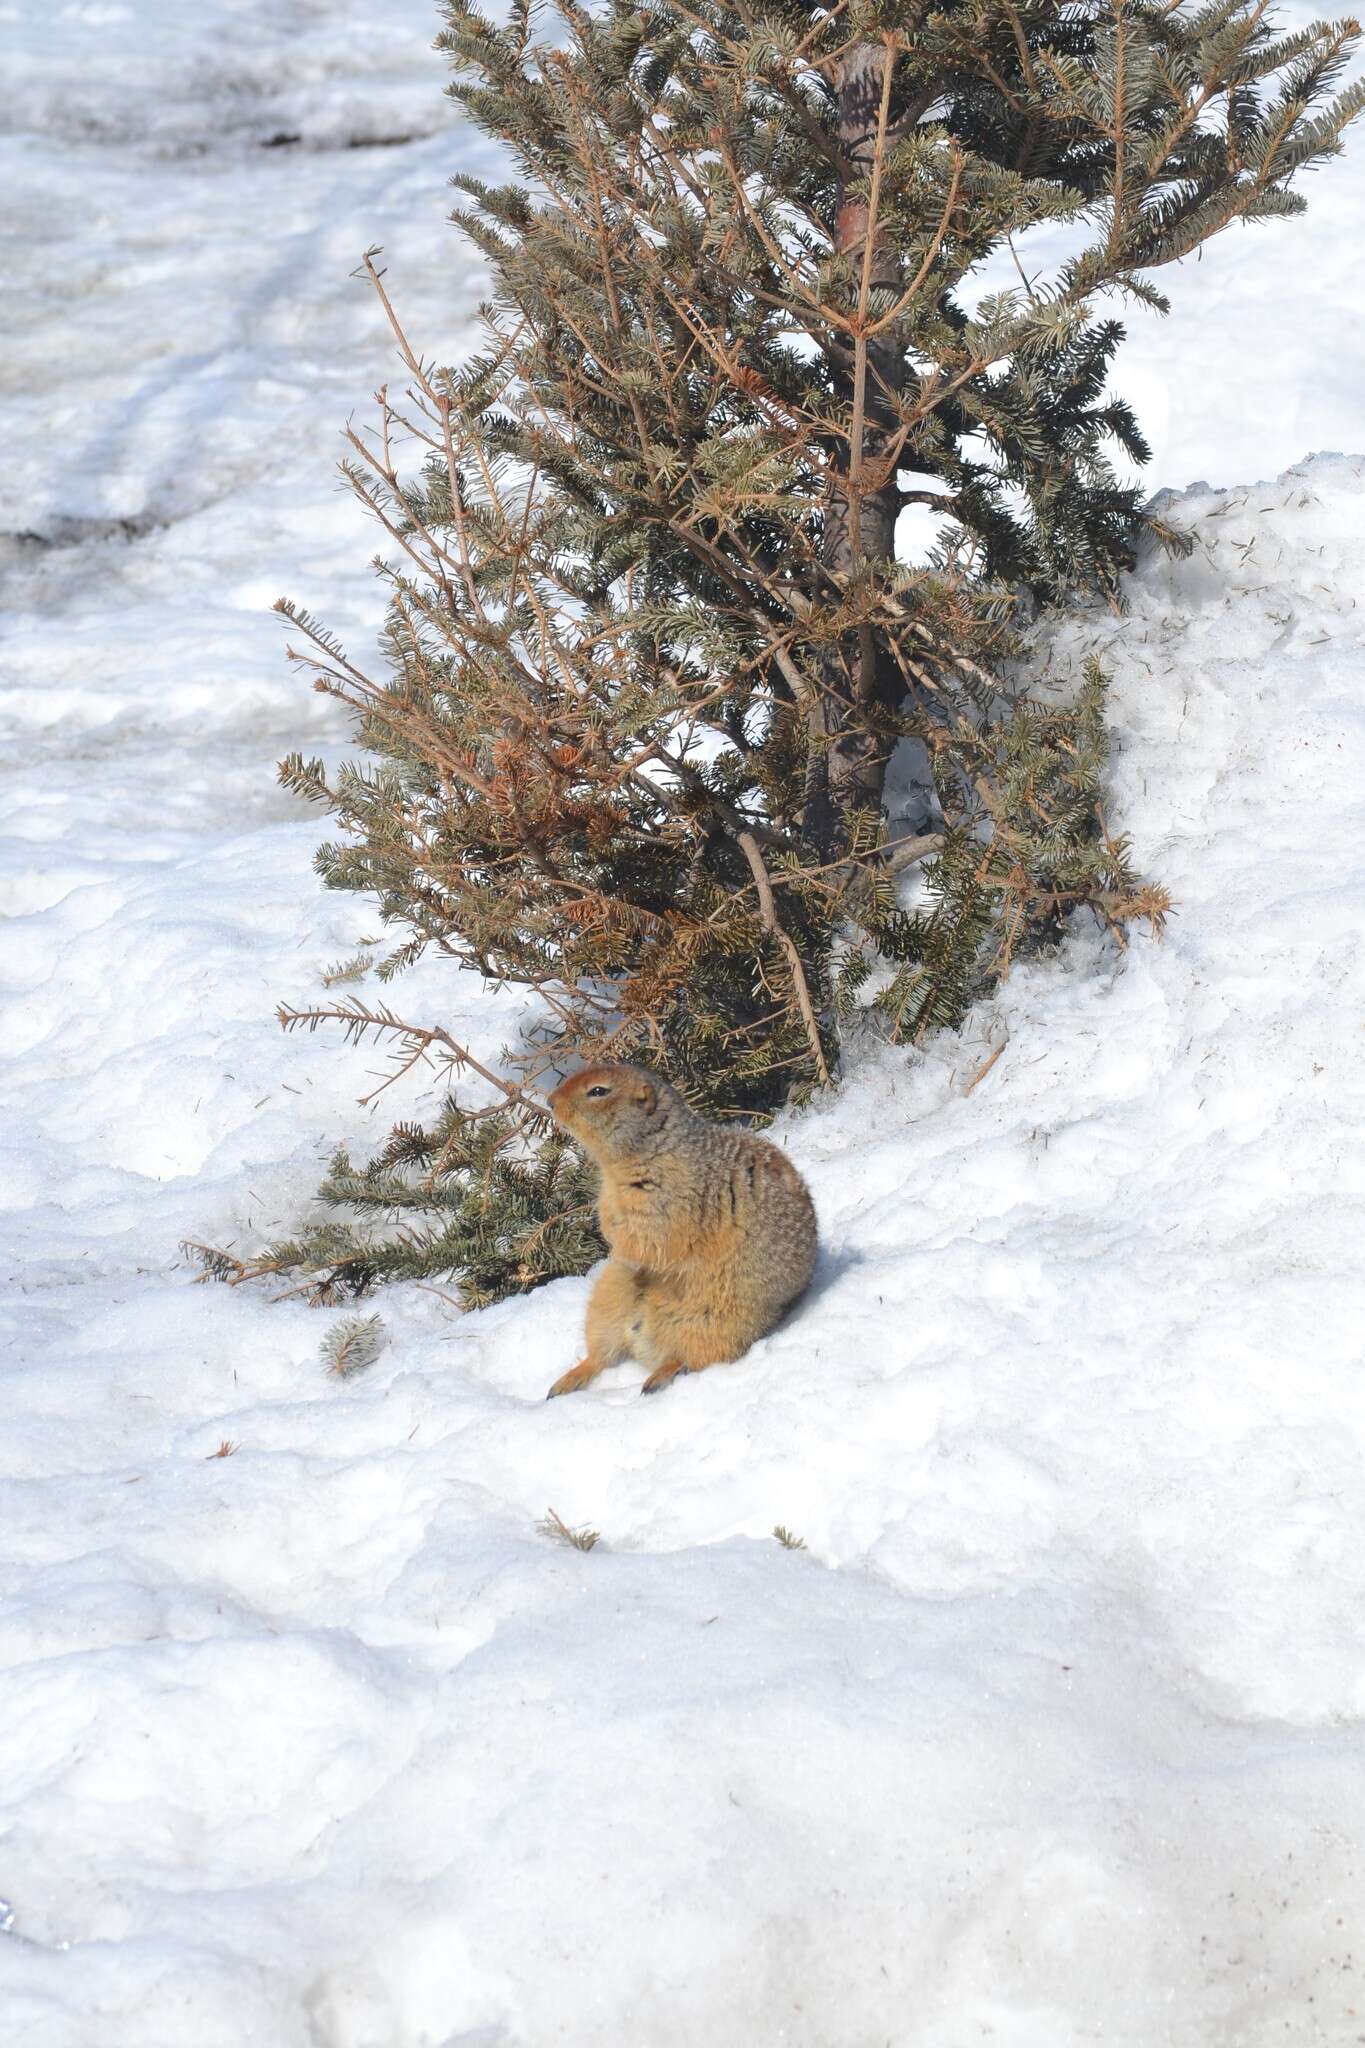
[802,40,907,866]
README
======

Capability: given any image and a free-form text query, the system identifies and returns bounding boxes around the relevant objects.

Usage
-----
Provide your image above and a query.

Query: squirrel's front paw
[546,1359,602,1399]
[640,1359,691,1396]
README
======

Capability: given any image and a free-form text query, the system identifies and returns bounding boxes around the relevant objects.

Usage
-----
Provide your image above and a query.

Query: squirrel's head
[548,1063,675,1162]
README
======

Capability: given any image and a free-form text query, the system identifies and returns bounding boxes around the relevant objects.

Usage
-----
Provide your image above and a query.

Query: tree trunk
[802,40,907,866]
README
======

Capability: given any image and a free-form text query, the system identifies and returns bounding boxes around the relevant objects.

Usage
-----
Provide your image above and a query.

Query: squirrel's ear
[631,1078,657,1111]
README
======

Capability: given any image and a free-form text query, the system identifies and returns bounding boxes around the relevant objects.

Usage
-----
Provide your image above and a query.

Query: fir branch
[276,999,539,1112]
[321,1313,387,1378]
[321,952,376,986]
[540,1507,601,1551]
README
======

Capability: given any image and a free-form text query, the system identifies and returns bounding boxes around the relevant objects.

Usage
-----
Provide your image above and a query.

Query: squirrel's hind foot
[546,1358,603,1399]
[640,1358,693,1396]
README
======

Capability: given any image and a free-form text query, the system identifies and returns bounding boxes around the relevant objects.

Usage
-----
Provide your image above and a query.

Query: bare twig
[961,1038,1007,1096]
[276,1000,541,1113]
[735,831,832,1089]
[885,831,946,875]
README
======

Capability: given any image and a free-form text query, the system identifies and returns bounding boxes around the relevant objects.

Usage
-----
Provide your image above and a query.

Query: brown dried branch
[276,1000,540,1113]
[885,831,946,874]
[540,1507,600,1552]
[735,830,832,1089]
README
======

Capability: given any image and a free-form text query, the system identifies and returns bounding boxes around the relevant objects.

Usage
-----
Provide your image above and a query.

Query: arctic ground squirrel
[545,1063,818,1398]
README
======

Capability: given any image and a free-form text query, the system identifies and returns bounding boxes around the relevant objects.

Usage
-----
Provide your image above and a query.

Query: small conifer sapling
[192,0,1363,1307]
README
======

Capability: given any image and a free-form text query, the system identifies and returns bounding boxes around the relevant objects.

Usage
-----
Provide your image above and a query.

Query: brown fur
[545,1064,818,1398]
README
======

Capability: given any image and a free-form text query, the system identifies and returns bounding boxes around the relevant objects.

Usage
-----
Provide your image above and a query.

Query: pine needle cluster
[320,1313,389,1377]
[188,0,1361,1308]
[540,1507,602,1551]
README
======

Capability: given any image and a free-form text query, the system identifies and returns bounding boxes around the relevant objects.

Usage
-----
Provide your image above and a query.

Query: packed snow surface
[4,5,1365,2044]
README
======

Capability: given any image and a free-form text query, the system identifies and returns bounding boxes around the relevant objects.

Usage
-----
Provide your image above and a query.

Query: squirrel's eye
[585,1084,611,1098]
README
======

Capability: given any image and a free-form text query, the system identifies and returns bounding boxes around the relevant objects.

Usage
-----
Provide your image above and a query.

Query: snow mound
[3,2,450,154]
[5,453,1365,2043]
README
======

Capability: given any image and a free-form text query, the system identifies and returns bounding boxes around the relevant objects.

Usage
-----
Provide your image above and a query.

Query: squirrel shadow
[785,1242,864,1316]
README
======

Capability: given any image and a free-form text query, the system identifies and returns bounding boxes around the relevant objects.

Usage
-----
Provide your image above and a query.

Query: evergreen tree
[190,0,1362,1305]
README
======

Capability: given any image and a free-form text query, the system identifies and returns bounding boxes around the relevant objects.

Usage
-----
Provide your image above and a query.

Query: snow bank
[5,5,1365,2043]
[3,1,450,154]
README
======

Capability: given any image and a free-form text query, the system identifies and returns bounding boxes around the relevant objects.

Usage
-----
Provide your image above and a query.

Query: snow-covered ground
[4,6,1365,2044]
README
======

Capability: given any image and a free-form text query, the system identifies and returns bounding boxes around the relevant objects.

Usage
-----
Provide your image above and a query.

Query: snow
[4,5,1365,2044]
